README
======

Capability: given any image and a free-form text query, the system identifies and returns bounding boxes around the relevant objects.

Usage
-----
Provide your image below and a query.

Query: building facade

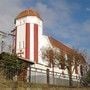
[0,31,6,53]
[12,9,86,83]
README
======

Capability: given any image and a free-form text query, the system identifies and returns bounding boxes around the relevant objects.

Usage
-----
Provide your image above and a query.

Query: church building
[12,9,86,83]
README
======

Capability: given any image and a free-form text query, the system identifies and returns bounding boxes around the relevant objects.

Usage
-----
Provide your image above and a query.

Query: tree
[85,70,90,85]
[54,49,73,86]
[42,47,56,84]
[66,49,87,86]
[80,69,90,86]
[0,52,27,79]
[66,52,74,86]
[42,47,86,86]
[42,47,55,67]
[54,51,66,69]
[54,48,86,86]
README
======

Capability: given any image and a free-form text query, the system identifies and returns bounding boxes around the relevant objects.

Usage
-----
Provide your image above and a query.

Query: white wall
[16,23,26,58]
[16,16,43,63]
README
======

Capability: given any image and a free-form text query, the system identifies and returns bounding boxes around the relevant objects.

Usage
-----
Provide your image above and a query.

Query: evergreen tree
[0,52,27,79]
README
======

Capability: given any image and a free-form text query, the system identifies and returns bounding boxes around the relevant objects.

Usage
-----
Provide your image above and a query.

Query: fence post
[27,66,31,83]
[29,66,31,82]
[28,66,31,82]
[47,69,49,84]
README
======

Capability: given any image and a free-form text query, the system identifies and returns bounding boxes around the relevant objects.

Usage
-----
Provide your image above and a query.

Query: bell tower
[14,9,43,63]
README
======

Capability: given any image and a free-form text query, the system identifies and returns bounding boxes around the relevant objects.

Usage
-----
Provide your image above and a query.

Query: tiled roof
[16,9,41,19]
[49,36,72,54]
[49,36,86,63]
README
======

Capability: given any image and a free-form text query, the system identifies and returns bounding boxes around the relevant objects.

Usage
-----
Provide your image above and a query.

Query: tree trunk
[68,69,73,86]
[52,66,54,84]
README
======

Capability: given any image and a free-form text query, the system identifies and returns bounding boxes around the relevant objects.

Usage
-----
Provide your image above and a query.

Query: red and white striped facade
[12,9,86,79]
[15,15,43,64]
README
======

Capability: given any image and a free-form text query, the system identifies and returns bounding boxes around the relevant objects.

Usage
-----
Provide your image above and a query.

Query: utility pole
[8,33,15,53]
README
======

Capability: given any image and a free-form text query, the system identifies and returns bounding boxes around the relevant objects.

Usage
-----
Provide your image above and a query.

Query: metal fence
[30,67,80,86]
[0,66,80,86]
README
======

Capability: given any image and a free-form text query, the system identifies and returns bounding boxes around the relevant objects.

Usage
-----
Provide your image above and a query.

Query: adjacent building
[0,31,6,53]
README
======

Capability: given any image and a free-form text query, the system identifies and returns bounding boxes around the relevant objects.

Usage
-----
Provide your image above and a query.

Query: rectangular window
[65,54,67,60]
[19,42,21,49]
[23,41,24,48]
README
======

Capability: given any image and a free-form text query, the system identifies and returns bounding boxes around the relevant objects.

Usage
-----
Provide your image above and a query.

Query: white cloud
[32,1,90,53]
[83,20,90,32]
[33,3,58,29]
[32,0,72,31]
[0,0,23,33]
[86,8,90,11]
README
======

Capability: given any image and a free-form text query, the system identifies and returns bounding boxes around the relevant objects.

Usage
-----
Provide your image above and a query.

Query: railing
[30,67,80,86]
[0,66,80,86]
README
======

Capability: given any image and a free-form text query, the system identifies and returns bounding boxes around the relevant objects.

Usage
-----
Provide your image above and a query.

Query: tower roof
[16,9,41,20]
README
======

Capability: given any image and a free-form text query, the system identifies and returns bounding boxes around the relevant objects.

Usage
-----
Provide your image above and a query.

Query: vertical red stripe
[34,24,38,63]
[25,23,30,59]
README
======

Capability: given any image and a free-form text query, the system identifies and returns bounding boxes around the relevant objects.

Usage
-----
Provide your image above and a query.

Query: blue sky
[0,0,90,63]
